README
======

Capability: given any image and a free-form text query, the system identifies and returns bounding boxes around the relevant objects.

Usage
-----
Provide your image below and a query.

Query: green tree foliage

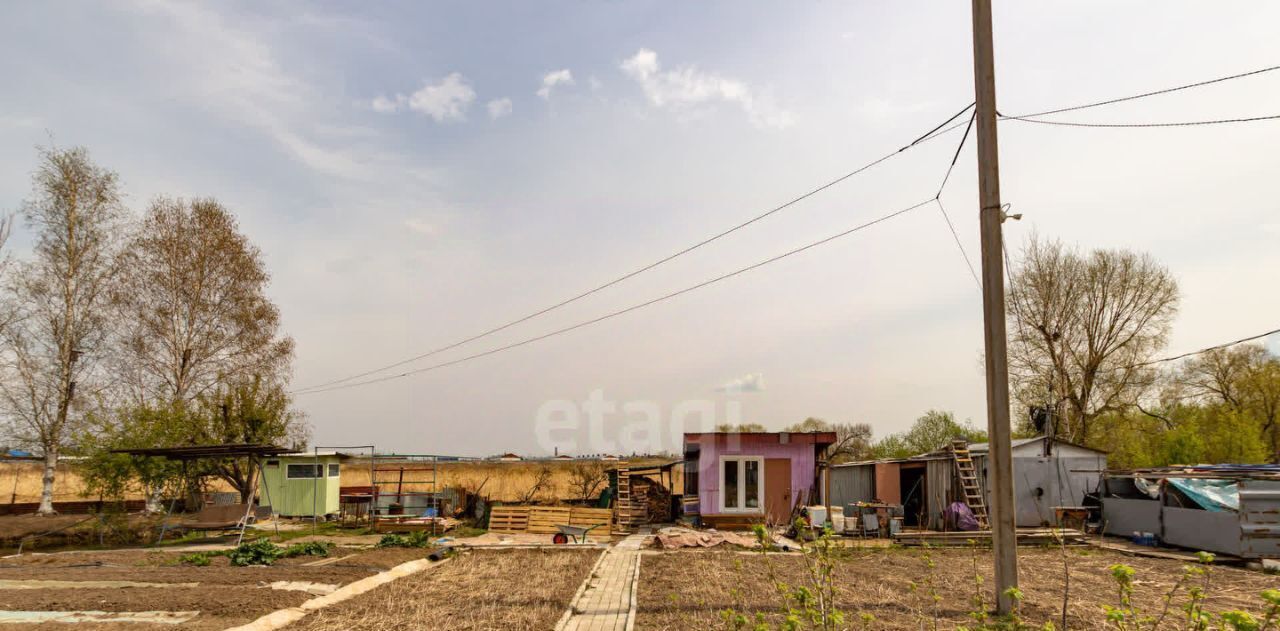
[192,375,309,502]
[870,410,986,459]
[77,402,189,511]
[1096,401,1271,469]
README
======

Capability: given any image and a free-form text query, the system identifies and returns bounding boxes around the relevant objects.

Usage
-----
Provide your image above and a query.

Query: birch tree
[116,197,293,405]
[0,146,125,515]
[1006,237,1179,444]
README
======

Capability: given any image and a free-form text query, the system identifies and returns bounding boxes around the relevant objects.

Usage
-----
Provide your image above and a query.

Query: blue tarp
[1167,478,1239,512]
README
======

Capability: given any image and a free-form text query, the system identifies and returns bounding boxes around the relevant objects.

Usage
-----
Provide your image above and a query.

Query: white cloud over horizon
[536,69,574,100]
[716,373,765,393]
[620,48,795,129]
[372,73,477,122]
[487,97,513,119]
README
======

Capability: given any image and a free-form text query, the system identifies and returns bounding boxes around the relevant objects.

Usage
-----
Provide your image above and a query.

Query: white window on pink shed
[719,456,763,513]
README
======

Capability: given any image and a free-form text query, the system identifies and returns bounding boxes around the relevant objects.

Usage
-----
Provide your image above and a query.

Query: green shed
[259,453,343,517]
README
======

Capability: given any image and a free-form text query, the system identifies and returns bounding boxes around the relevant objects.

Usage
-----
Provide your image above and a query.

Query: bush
[226,539,284,566]
[375,531,431,549]
[178,551,214,566]
[283,541,332,558]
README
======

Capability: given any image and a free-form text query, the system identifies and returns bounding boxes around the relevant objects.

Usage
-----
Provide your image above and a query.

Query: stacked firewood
[631,477,672,523]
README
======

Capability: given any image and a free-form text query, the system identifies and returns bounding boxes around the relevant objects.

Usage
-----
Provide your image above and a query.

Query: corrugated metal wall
[829,464,875,507]
[1237,479,1280,559]
[925,458,952,530]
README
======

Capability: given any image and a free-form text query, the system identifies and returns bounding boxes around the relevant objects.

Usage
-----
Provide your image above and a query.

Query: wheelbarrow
[551,524,600,544]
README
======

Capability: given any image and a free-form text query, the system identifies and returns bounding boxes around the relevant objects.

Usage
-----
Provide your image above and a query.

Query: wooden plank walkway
[557,534,646,631]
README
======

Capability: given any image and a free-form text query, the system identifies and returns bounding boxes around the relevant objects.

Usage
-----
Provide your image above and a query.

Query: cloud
[371,73,476,122]
[403,218,438,237]
[716,373,765,393]
[487,97,513,119]
[620,48,794,129]
[536,69,574,100]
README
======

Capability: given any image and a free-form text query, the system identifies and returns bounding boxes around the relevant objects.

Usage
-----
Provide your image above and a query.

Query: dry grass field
[636,547,1280,629]
[288,547,600,630]
[340,458,681,503]
[2,457,680,504]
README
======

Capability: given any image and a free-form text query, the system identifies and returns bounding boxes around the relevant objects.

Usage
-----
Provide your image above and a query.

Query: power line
[298,65,1280,394]
[932,112,980,290]
[291,104,976,394]
[1010,64,1280,119]
[296,198,937,396]
[935,112,976,199]
[1001,244,1277,374]
[1128,327,1280,369]
[936,199,980,289]
[1000,113,1280,129]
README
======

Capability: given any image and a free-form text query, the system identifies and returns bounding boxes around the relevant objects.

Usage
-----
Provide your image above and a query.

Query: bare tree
[1006,237,1179,443]
[785,417,874,463]
[567,461,609,501]
[516,465,555,504]
[115,197,294,405]
[0,146,126,515]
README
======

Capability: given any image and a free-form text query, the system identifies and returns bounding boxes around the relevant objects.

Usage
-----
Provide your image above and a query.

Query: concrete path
[557,534,647,631]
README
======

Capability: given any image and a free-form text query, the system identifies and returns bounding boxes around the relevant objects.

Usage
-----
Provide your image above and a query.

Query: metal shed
[829,436,1106,529]
[1101,466,1280,559]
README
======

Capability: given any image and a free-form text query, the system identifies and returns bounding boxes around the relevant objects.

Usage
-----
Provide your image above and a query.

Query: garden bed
[636,546,1280,629]
[287,548,600,630]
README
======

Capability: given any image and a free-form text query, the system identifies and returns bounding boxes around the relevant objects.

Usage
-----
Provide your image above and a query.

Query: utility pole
[970,0,1018,614]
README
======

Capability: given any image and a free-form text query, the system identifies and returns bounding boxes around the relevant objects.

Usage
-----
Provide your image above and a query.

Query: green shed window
[286,464,324,479]
[328,464,340,477]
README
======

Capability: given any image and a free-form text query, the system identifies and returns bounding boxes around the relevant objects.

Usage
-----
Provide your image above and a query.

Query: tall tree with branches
[1176,345,1280,460]
[0,146,126,515]
[1006,237,1179,444]
[192,375,309,502]
[115,197,294,405]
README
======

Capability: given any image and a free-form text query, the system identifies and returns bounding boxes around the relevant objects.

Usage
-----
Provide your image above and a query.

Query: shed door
[764,458,792,525]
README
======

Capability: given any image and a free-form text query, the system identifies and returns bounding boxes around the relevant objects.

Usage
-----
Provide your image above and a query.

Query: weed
[282,541,332,558]
[226,539,284,566]
[178,551,214,566]
[375,530,432,548]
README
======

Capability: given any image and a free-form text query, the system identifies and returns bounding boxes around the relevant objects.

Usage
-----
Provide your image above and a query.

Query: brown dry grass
[340,457,681,503]
[289,548,600,631]
[637,546,1280,630]
[2,457,680,504]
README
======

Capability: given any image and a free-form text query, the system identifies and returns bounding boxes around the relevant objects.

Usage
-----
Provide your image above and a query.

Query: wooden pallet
[527,507,573,534]
[487,505,611,540]
[488,506,531,533]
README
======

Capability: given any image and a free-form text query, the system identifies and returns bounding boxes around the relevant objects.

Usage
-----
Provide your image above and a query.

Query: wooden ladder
[951,439,990,530]
[614,467,636,534]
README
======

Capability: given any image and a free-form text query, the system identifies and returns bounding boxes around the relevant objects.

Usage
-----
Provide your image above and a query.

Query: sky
[1,2,1278,457]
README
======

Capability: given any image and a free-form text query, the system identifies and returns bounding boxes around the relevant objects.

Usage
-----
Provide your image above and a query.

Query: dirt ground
[0,545,439,630]
[637,546,1280,629]
[287,547,600,630]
